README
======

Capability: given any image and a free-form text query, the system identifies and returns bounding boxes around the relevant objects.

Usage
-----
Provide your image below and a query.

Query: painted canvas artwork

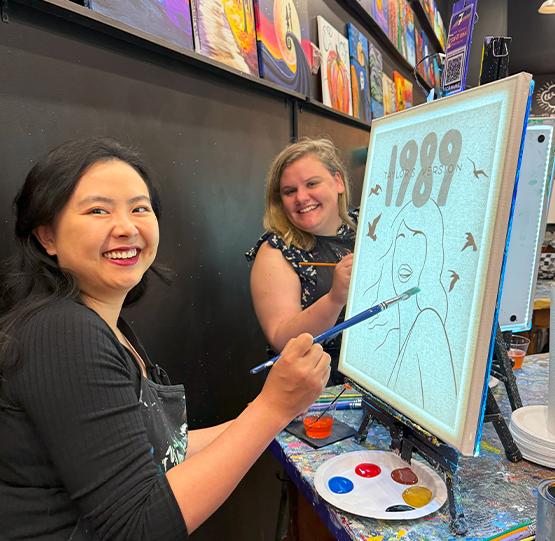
[393,71,406,111]
[372,0,389,35]
[253,0,312,94]
[317,16,352,115]
[89,0,194,51]
[191,0,259,75]
[405,2,416,67]
[348,24,372,123]
[339,73,533,455]
[369,43,384,119]
[382,73,396,114]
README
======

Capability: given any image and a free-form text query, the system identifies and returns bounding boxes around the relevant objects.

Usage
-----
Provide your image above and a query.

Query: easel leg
[484,388,522,462]
[445,472,468,535]
[355,410,373,444]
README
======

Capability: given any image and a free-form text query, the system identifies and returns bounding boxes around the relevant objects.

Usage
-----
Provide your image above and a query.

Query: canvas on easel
[317,16,352,115]
[339,73,533,456]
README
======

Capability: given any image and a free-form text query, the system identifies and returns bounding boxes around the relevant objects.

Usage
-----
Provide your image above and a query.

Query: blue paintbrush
[250,286,420,374]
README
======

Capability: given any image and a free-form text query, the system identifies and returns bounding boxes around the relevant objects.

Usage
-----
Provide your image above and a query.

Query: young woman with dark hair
[0,138,330,540]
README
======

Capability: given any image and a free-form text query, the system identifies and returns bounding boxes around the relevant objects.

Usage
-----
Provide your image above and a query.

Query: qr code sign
[444,51,465,86]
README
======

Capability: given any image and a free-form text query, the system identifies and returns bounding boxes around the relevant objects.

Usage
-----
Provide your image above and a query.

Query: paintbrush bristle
[404,286,420,297]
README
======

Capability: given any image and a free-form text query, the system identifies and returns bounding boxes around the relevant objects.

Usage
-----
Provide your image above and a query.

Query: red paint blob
[391,467,418,485]
[355,463,381,478]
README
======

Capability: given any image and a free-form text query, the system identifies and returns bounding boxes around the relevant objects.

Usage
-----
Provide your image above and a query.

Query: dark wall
[0,2,371,539]
[508,0,555,76]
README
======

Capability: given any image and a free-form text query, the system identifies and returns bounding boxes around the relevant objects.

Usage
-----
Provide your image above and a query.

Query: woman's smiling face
[279,154,345,236]
[392,221,426,295]
[35,159,159,304]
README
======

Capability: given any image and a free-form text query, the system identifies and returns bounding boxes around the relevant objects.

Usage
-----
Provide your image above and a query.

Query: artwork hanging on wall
[382,73,396,114]
[369,43,384,119]
[371,0,389,35]
[339,73,533,456]
[348,24,372,123]
[317,16,352,115]
[252,0,312,94]
[89,0,194,51]
[191,0,259,75]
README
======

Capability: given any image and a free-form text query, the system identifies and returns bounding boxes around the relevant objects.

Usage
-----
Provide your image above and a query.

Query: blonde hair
[263,137,356,251]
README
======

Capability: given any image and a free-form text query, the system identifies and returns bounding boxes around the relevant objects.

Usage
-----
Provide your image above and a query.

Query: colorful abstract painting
[372,0,389,35]
[393,71,406,111]
[348,24,371,123]
[382,73,396,114]
[89,0,194,51]
[191,0,259,75]
[252,0,311,94]
[405,2,416,67]
[317,17,352,115]
[369,43,384,119]
[339,73,533,455]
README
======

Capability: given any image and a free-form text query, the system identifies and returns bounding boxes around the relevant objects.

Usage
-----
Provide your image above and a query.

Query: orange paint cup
[302,391,337,439]
[508,336,530,369]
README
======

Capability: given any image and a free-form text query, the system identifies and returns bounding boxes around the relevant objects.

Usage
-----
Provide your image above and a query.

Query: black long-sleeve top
[0,300,188,540]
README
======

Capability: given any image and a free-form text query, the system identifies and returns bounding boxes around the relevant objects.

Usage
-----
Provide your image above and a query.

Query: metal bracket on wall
[1,0,9,23]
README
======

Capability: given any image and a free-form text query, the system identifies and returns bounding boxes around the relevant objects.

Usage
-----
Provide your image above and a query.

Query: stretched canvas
[252,0,312,94]
[499,124,555,332]
[191,0,259,75]
[369,43,384,119]
[382,73,396,114]
[393,71,406,111]
[89,0,194,51]
[405,2,416,67]
[348,24,372,123]
[339,73,533,456]
[372,0,389,35]
[317,17,352,115]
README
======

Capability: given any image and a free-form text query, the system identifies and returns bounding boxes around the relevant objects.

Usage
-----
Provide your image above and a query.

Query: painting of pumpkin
[327,49,350,114]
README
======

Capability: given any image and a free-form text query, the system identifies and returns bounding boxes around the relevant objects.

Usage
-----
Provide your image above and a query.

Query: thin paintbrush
[250,286,420,374]
[298,262,338,267]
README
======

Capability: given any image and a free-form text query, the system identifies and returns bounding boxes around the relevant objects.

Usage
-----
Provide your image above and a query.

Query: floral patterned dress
[246,209,359,384]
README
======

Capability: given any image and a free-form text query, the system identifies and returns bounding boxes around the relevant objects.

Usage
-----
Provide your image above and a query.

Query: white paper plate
[511,406,555,445]
[314,450,447,520]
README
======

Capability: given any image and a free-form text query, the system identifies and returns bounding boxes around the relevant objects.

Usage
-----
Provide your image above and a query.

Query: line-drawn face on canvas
[392,221,426,294]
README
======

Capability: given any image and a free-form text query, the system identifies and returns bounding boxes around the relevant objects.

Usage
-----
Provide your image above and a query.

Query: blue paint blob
[328,476,354,494]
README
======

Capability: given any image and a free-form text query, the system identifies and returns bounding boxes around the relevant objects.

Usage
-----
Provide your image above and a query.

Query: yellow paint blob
[402,486,433,508]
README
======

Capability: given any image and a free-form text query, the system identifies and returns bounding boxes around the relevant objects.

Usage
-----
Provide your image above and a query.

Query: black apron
[70,319,187,540]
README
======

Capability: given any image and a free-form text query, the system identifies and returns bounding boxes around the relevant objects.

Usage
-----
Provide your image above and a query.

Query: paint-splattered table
[270,354,554,540]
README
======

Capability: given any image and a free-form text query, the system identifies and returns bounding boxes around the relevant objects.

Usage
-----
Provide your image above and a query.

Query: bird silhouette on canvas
[368,184,382,197]
[448,270,460,292]
[468,157,489,179]
[462,232,477,252]
[366,214,382,241]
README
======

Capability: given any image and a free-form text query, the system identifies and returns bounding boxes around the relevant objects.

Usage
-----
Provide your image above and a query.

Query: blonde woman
[247,138,358,384]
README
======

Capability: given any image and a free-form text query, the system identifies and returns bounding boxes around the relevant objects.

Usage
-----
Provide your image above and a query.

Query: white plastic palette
[314,450,447,520]
[509,406,555,468]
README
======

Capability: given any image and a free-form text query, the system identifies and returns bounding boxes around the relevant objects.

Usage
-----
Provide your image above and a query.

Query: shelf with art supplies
[269,352,555,541]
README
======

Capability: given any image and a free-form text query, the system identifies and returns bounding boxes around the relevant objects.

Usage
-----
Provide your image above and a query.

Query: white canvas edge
[338,72,533,456]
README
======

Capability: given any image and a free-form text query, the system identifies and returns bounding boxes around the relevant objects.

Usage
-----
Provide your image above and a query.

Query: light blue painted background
[339,85,518,453]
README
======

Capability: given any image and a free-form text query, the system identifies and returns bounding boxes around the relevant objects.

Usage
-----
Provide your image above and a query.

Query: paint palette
[314,450,447,519]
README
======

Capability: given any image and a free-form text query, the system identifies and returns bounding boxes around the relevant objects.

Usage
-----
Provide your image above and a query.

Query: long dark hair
[0,137,170,374]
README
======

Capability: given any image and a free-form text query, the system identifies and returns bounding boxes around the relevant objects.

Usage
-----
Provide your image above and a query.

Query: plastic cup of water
[302,390,337,439]
[508,336,530,370]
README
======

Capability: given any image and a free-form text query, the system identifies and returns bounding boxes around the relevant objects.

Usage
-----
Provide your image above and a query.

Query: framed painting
[339,73,533,455]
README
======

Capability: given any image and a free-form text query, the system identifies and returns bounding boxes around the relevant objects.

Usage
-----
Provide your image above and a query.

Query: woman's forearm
[269,292,344,352]
[186,421,234,459]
